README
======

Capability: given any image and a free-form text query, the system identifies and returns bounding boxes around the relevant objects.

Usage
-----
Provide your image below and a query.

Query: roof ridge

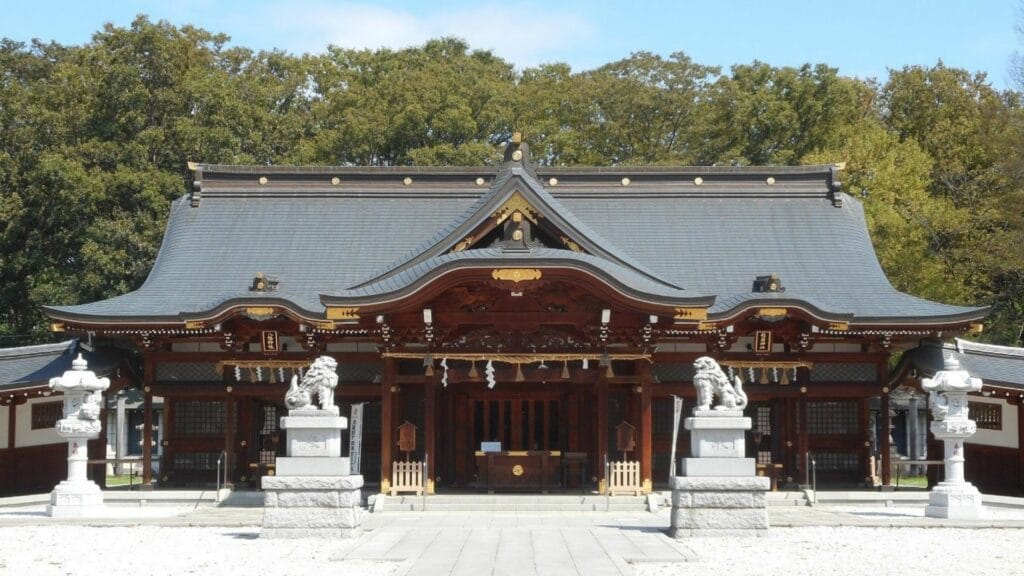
[0,339,76,360]
[955,338,1024,357]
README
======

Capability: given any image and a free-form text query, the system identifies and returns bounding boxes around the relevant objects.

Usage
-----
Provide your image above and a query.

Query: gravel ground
[2,523,1023,576]
[634,526,1024,576]
[0,526,402,576]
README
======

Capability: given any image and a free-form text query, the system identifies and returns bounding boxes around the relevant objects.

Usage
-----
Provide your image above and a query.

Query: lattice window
[652,363,693,383]
[757,451,773,466]
[260,405,278,434]
[172,400,224,436]
[31,401,63,430]
[813,452,859,471]
[809,363,877,383]
[969,402,1002,430]
[172,452,219,472]
[156,362,222,383]
[755,406,772,435]
[807,401,858,435]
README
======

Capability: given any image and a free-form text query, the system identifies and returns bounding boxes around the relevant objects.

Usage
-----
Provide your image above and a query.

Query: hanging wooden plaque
[615,420,636,453]
[397,421,418,454]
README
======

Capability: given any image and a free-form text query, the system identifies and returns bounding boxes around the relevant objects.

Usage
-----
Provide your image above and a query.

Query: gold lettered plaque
[753,331,772,354]
[261,330,280,353]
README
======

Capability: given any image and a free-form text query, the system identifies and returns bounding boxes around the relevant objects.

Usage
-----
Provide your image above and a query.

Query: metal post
[422,453,429,511]
[810,453,817,505]
[604,455,610,511]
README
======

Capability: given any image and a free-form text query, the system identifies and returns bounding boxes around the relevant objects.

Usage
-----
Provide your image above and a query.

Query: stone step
[379,494,649,512]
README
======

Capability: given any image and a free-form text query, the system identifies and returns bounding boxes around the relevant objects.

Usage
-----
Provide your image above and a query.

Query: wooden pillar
[380,357,394,494]
[7,399,17,490]
[881,391,892,486]
[1018,402,1024,493]
[639,360,653,494]
[424,373,436,494]
[224,390,236,486]
[142,354,154,486]
[596,372,609,494]
[798,390,809,487]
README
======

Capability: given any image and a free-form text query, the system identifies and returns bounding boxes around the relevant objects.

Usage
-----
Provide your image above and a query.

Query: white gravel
[1,515,1023,576]
[635,526,1024,576]
[0,526,403,576]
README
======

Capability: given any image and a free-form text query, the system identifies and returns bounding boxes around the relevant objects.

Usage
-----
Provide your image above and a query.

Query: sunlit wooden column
[224,387,236,487]
[424,372,437,494]
[142,354,154,486]
[798,383,809,487]
[596,371,609,494]
[880,391,892,486]
[1018,402,1024,493]
[7,398,18,489]
[639,360,653,494]
[380,357,394,494]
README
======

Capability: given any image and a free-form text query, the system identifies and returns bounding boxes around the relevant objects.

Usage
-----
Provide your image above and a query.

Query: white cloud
[256,1,595,68]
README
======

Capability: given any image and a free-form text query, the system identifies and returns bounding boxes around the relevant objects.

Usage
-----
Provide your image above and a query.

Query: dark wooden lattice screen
[173,400,225,436]
[968,402,1001,430]
[807,401,858,435]
[31,401,63,430]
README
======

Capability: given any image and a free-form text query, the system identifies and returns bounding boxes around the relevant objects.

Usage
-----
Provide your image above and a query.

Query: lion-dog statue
[693,356,748,412]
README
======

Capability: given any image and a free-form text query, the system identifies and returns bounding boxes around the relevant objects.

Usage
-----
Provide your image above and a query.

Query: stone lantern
[923,355,983,519]
[47,354,109,517]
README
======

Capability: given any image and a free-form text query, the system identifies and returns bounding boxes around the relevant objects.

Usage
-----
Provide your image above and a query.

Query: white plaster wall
[966,397,1019,449]
[15,396,63,448]
[0,404,8,448]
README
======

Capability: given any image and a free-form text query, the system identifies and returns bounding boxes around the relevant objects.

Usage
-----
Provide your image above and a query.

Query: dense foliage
[2,17,1022,345]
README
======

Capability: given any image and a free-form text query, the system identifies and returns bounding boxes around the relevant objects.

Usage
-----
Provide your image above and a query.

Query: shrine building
[43,138,989,495]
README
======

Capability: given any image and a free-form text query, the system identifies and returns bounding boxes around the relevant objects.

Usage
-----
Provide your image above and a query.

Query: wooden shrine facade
[44,139,988,493]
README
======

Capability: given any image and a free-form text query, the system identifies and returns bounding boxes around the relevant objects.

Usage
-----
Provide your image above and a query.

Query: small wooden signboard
[261,330,280,353]
[615,420,636,459]
[397,421,418,461]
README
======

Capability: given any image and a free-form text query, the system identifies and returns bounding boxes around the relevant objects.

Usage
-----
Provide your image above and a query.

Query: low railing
[607,460,642,496]
[391,460,425,496]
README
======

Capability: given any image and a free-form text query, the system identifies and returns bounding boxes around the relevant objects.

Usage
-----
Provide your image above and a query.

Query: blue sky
[2,0,1020,88]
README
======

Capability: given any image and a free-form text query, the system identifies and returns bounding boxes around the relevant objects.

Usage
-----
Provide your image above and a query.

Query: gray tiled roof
[46,162,985,325]
[0,340,77,391]
[896,338,1024,390]
[952,338,1024,388]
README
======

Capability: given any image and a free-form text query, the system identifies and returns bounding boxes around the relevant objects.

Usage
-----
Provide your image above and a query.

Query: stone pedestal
[261,405,365,538]
[48,438,104,517]
[261,475,364,538]
[669,476,769,537]
[670,410,768,537]
[680,411,755,476]
[922,357,984,520]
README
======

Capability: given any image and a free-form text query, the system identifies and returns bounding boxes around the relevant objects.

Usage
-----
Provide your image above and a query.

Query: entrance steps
[380,493,649,513]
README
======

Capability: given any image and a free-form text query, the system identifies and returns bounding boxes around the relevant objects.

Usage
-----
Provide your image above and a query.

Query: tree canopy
[2,16,1022,346]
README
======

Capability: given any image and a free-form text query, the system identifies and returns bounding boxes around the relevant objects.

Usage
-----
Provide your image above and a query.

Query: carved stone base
[925,481,984,519]
[260,475,364,539]
[280,409,347,458]
[669,476,769,538]
[47,480,104,517]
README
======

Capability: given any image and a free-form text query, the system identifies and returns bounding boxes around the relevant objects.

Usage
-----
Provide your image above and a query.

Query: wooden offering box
[474,451,562,492]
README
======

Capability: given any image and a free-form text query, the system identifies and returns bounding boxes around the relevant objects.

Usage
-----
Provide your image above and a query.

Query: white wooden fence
[607,460,642,496]
[391,461,425,496]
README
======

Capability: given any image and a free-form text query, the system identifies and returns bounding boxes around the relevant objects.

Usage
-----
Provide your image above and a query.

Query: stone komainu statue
[285,356,339,411]
[692,356,748,412]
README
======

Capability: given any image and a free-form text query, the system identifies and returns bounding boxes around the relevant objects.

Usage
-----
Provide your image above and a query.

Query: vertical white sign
[349,403,364,474]
[669,395,684,478]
